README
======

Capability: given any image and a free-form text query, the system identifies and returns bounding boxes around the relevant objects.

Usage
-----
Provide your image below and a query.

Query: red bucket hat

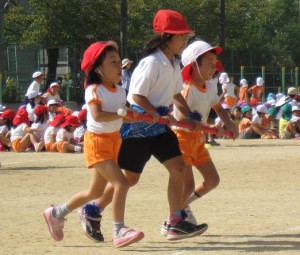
[216,60,224,72]
[77,109,87,122]
[13,109,30,126]
[153,10,194,35]
[61,115,80,129]
[34,105,48,115]
[81,41,118,72]
[0,109,15,121]
[49,114,65,127]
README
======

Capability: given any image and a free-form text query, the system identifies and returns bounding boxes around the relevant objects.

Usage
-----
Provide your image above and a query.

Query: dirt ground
[1,138,300,255]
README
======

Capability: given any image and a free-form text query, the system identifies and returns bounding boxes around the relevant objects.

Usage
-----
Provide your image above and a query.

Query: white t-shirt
[31,122,48,141]
[0,125,8,136]
[252,114,262,124]
[44,126,59,144]
[74,125,86,139]
[85,84,126,134]
[222,82,236,98]
[26,103,36,122]
[42,92,61,102]
[56,128,74,142]
[10,123,28,142]
[127,49,183,107]
[173,79,220,124]
[26,81,41,96]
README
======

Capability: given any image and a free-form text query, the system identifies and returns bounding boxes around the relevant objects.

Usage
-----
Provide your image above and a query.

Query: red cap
[0,109,15,121]
[81,41,118,72]
[34,105,48,115]
[77,109,87,122]
[13,109,30,126]
[153,10,194,35]
[250,98,261,106]
[49,114,65,127]
[216,60,224,72]
[61,115,80,128]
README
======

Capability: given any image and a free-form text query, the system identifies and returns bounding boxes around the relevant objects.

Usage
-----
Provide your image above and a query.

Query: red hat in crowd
[34,105,48,115]
[13,109,30,126]
[77,109,87,122]
[153,10,194,35]
[250,98,261,107]
[61,115,80,129]
[49,114,65,127]
[216,60,224,72]
[49,82,60,89]
[0,109,15,121]
[81,41,118,72]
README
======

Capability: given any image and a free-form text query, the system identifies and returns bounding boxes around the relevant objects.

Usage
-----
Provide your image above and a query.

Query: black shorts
[208,108,217,120]
[118,126,182,174]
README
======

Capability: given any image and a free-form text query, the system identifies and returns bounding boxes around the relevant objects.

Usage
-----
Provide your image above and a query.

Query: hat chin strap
[97,68,115,86]
[195,61,205,84]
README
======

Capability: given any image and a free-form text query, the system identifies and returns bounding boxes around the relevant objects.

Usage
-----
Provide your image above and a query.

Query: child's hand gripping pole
[117,109,233,137]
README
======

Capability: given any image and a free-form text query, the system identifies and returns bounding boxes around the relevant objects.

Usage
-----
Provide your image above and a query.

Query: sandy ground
[0,138,300,255]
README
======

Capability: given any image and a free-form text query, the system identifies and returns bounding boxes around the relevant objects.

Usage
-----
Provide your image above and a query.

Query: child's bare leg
[0,135,11,146]
[20,134,33,151]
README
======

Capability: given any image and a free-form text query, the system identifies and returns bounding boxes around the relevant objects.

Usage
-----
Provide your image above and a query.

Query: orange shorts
[84,131,121,168]
[173,129,211,166]
[225,96,237,108]
[11,139,24,152]
[45,141,56,152]
[56,141,65,153]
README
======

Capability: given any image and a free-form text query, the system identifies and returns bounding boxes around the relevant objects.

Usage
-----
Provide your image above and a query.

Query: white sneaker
[184,206,197,225]
[160,221,169,236]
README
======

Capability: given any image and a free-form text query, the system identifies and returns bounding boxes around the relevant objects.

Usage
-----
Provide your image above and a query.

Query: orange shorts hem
[56,141,65,153]
[45,141,56,152]
[84,131,121,168]
[12,139,24,152]
[173,129,211,166]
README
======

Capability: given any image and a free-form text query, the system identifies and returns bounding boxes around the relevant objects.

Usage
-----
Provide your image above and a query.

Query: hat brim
[122,61,133,68]
[161,29,195,36]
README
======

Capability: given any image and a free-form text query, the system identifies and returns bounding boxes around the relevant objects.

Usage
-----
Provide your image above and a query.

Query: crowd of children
[0,72,87,152]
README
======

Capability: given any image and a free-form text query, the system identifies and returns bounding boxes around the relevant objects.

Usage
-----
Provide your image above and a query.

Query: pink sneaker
[44,206,65,241]
[113,227,144,248]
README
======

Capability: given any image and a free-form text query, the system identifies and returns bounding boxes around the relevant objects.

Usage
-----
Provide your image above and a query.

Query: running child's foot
[113,227,144,248]
[44,205,65,241]
[166,220,208,241]
[78,204,104,242]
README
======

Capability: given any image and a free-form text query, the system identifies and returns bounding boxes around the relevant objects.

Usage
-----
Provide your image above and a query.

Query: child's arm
[89,103,123,122]
[24,125,41,134]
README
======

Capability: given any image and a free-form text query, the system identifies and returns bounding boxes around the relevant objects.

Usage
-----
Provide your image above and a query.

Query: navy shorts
[118,126,182,174]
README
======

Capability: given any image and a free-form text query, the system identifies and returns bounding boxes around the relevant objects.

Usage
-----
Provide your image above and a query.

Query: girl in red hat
[44,114,65,152]
[55,115,82,153]
[10,109,42,152]
[79,10,208,242]
[44,40,144,248]
[42,82,62,104]
[30,105,49,152]
[0,109,15,151]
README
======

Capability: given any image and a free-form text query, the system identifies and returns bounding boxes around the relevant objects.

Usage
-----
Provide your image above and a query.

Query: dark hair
[34,112,47,124]
[1,119,13,130]
[65,125,72,132]
[140,33,175,59]
[29,99,35,109]
[85,46,119,85]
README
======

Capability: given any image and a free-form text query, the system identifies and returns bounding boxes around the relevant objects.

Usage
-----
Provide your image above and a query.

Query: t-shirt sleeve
[85,85,102,106]
[129,59,159,97]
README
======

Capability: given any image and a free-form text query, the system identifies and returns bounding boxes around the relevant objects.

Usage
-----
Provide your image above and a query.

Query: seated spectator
[230,106,242,127]
[279,103,292,138]
[24,71,44,103]
[281,106,300,139]
[44,114,65,152]
[0,109,15,151]
[56,115,82,153]
[74,108,87,144]
[239,106,277,139]
[47,99,59,122]
[42,82,62,105]
[26,91,42,124]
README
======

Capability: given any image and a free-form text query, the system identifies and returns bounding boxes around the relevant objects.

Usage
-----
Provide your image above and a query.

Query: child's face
[49,105,58,112]
[245,110,252,118]
[233,108,241,118]
[97,51,121,85]
[51,87,59,95]
[167,33,189,55]
[196,52,217,81]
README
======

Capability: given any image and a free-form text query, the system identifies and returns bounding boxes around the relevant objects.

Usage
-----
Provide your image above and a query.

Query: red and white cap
[181,40,222,81]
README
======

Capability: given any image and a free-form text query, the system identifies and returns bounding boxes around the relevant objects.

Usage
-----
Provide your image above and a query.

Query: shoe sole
[114,232,145,248]
[43,210,63,241]
[78,208,104,243]
[166,224,208,241]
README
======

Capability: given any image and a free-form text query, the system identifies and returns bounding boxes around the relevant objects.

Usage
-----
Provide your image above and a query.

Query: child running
[166,40,238,231]
[79,9,208,242]
[44,114,65,152]
[44,40,144,248]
